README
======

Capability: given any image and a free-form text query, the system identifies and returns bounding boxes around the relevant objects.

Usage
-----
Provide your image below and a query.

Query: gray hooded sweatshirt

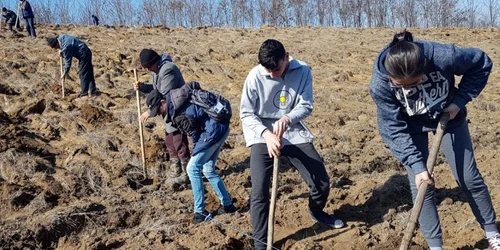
[139,54,185,133]
[138,54,184,97]
[240,57,315,147]
[369,40,492,174]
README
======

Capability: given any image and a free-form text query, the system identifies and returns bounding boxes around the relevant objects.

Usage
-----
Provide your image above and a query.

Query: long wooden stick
[267,156,279,250]
[59,55,65,98]
[399,113,450,250]
[134,68,147,180]
[15,5,20,29]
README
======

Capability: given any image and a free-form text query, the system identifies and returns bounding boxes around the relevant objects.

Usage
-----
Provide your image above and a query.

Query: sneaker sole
[312,219,345,229]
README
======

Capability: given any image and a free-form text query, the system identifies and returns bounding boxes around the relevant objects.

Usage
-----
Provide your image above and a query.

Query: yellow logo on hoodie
[274,90,292,109]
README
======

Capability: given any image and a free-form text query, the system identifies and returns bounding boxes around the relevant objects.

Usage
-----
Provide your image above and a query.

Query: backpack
[190,88,232,123]
[169,81,232,123]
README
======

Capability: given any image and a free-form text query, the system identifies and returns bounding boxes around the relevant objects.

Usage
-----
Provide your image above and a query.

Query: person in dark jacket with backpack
[18,0,35,38]
[46,34,98,98]
[135,49,191,183]
[369,30,499,250]
[145,86,236,224]
[2,7,21,33]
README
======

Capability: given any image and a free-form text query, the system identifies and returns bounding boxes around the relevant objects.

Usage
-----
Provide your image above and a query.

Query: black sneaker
[310,210,344,229]
[193,210,213,224]
[218,204,237,215]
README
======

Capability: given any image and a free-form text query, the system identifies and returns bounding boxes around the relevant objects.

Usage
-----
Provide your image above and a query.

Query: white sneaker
[489,233,500,250]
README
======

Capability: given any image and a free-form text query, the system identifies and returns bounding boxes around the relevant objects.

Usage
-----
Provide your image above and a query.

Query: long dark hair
[384,30,425,79]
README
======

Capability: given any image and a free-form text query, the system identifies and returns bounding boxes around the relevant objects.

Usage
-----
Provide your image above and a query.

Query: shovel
[399,112,450,250]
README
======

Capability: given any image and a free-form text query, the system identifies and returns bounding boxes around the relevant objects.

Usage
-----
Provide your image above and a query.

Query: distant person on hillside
[18,0,35,38]
[135,49,190,184]
[91,14,99,26]
[240,39,345,250]
[145,84,237,224]
[46,34,98,98]
[369,30,499,250]
[1,7,22,33]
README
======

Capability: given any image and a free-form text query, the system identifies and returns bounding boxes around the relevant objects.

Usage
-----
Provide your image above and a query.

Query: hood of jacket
[370,40,464,129]
[157,54,172,71]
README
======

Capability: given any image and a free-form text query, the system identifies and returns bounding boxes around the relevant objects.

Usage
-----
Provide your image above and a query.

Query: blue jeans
[187,130,231,213]
[24,17,36,37]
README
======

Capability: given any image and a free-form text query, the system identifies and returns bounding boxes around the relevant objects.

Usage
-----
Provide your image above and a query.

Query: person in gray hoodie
[240,39,344,250]
[46,34,97,98]
[135,49,190,183]
[369,30,499,250]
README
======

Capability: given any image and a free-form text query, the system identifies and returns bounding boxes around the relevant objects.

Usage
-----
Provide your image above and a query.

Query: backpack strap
[187,81,201,90]
[169,84,192,114]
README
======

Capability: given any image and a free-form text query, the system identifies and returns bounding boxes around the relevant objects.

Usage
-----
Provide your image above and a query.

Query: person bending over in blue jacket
[369,30,499,250]
[145,85,236,224]
[240,39,345,250]
[46,34,98,99]
[1,7,22,33]
[91,14,99,26]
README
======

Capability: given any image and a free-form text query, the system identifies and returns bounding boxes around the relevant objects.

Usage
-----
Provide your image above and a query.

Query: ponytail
[384,30,425,79]
[388,30,414,47]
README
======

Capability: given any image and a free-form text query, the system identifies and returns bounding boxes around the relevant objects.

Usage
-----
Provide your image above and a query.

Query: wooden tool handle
[399,113,450,250]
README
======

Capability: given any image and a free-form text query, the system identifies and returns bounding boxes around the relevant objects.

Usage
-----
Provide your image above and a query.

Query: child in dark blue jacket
[146,87,236,224]
[369,30,499,250]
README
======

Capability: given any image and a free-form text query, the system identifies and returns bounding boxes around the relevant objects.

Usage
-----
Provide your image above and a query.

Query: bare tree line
[1,0,498,28]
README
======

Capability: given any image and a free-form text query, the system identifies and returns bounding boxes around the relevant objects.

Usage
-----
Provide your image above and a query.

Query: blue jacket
[19,0,34,18]
[166,92,229,156]
[58,34,91,75]
[369,40,492,174]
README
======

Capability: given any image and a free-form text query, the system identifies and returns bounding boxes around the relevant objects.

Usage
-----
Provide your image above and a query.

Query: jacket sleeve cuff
[452,95,469,110]
[140,84,153,93]
[409,161,427,174]
[257,125,269,138]
[286,114,297,125]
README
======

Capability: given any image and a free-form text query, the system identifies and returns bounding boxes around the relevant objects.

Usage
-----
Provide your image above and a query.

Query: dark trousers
[165,130,190,160]
[78,50,97,96]
[7,20,21,32]
[250,143,330,250]
[24,17,36,37]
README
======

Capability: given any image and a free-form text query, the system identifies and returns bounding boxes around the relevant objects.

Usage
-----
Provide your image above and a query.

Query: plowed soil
[1,25,499,250]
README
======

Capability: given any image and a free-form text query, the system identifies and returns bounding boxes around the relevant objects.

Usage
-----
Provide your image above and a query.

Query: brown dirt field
[0,25,499,250]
